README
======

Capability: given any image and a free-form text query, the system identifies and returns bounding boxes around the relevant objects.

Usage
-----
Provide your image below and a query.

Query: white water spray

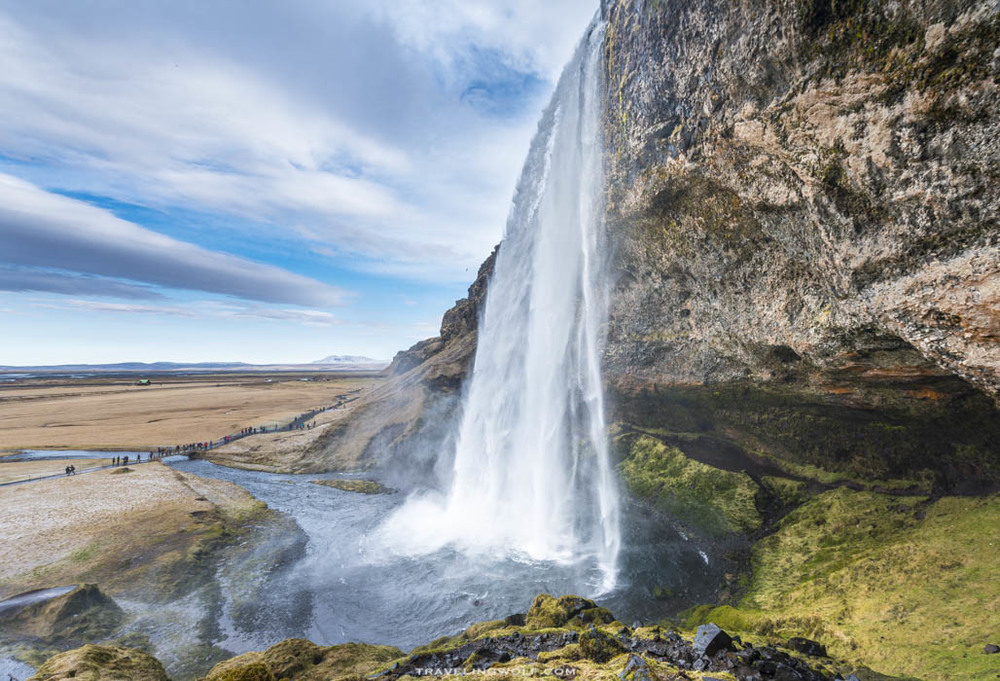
[381,19,620,592]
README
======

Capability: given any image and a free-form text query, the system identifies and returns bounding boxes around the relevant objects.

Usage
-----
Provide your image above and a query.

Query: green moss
[760,476,810,507]
[69,541,104,563]
[796,0,923,78]
[618,435,762,535]
[203,640,404,681]
[683,489,1000,680]
[641,174,765,259]
[31,644,168,681]
[536,643,584,663]
[525,594,614,630]
[204,661,276,681]
[578,627,626,663]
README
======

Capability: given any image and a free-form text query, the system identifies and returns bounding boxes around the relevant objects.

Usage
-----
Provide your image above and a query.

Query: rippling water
[167,458,729,653]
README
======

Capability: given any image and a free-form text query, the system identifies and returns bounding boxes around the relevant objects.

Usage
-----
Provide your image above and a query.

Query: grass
[682,488,1000,680]
[618,434,762,535]
[760,476,810,507]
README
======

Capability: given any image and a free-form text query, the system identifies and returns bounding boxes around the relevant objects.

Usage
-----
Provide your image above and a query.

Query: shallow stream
[164,458,728,654]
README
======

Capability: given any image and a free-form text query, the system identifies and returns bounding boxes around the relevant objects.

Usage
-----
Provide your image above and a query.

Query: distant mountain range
[311,355,383,365]
[0,357,388,374]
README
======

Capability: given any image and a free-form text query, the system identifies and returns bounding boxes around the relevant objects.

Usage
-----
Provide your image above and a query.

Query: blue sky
[0,0,596,364]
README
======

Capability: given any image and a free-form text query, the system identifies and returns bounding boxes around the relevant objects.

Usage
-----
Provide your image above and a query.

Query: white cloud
[0,1,598,282]
[0,174,349,307]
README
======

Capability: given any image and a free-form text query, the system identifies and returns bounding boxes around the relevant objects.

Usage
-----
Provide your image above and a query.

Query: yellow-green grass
[760,475,810,507]
[683,488,1000,680]
[618,434,762,535]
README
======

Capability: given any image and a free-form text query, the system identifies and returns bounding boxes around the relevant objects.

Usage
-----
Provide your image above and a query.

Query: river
[164,458,728,654]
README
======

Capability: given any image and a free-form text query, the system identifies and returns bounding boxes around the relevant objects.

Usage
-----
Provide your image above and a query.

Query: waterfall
[380,18,620,593]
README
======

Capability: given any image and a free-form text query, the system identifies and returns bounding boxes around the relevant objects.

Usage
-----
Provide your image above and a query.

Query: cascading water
[380,17,620,592]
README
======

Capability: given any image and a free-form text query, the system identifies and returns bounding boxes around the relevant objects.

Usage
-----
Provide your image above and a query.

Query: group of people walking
[109,452,162,466]
[47,398,355,483]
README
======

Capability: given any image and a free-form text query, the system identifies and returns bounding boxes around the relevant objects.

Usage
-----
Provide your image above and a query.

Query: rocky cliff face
[308,247,496,473]
[315,0,1000,492]
[602,0,1000,490]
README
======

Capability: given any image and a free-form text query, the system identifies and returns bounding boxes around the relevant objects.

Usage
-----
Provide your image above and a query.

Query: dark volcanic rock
[619,654,652,681]
[985,643,1000,654]
[693,623,734,657]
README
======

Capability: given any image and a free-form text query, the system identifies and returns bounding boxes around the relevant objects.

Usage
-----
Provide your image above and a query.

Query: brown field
[0,372,378,451]
[0,458,113,485]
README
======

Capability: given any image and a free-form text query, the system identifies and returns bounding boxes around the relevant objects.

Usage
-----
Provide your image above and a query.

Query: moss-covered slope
[683,488,1000,680]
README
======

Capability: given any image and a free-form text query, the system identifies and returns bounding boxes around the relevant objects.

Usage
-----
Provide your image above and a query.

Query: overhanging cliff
[312,0,1000,491]
[602,0,1000,490]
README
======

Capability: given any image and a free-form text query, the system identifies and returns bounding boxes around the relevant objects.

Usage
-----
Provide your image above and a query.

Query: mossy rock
[203,639,404,681]
[203,660,275,681]
[578,626,625,663]
[536,643,584,663]
[310,479,391,494]
[1,584,124,644]
[525,594,614,630]
[30,644,168,681]
[108,467,132,475]
[202,652,268,681]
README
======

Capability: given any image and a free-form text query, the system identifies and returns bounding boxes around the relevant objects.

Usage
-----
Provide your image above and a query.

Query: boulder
[30,644,167,681]
[203,640,403,681]
[1,584,124,644]
[579,625,625,663]
[693,623,734,657]
[525,594,614,630]
[985,643,1000,654]
[619,654,652,681]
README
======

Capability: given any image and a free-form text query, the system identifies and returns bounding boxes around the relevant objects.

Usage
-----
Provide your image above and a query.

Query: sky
[0,0,597,365]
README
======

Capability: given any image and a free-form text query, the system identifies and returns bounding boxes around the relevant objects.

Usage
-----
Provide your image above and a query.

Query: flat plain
[0,372,378,452]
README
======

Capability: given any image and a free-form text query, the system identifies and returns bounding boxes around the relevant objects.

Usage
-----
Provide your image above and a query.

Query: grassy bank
[682,488,1000,680]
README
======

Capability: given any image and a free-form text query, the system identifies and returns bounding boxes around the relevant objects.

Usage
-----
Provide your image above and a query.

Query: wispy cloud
[0,174,349,306]
[0,266,164,300]
[58,299,339,326]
